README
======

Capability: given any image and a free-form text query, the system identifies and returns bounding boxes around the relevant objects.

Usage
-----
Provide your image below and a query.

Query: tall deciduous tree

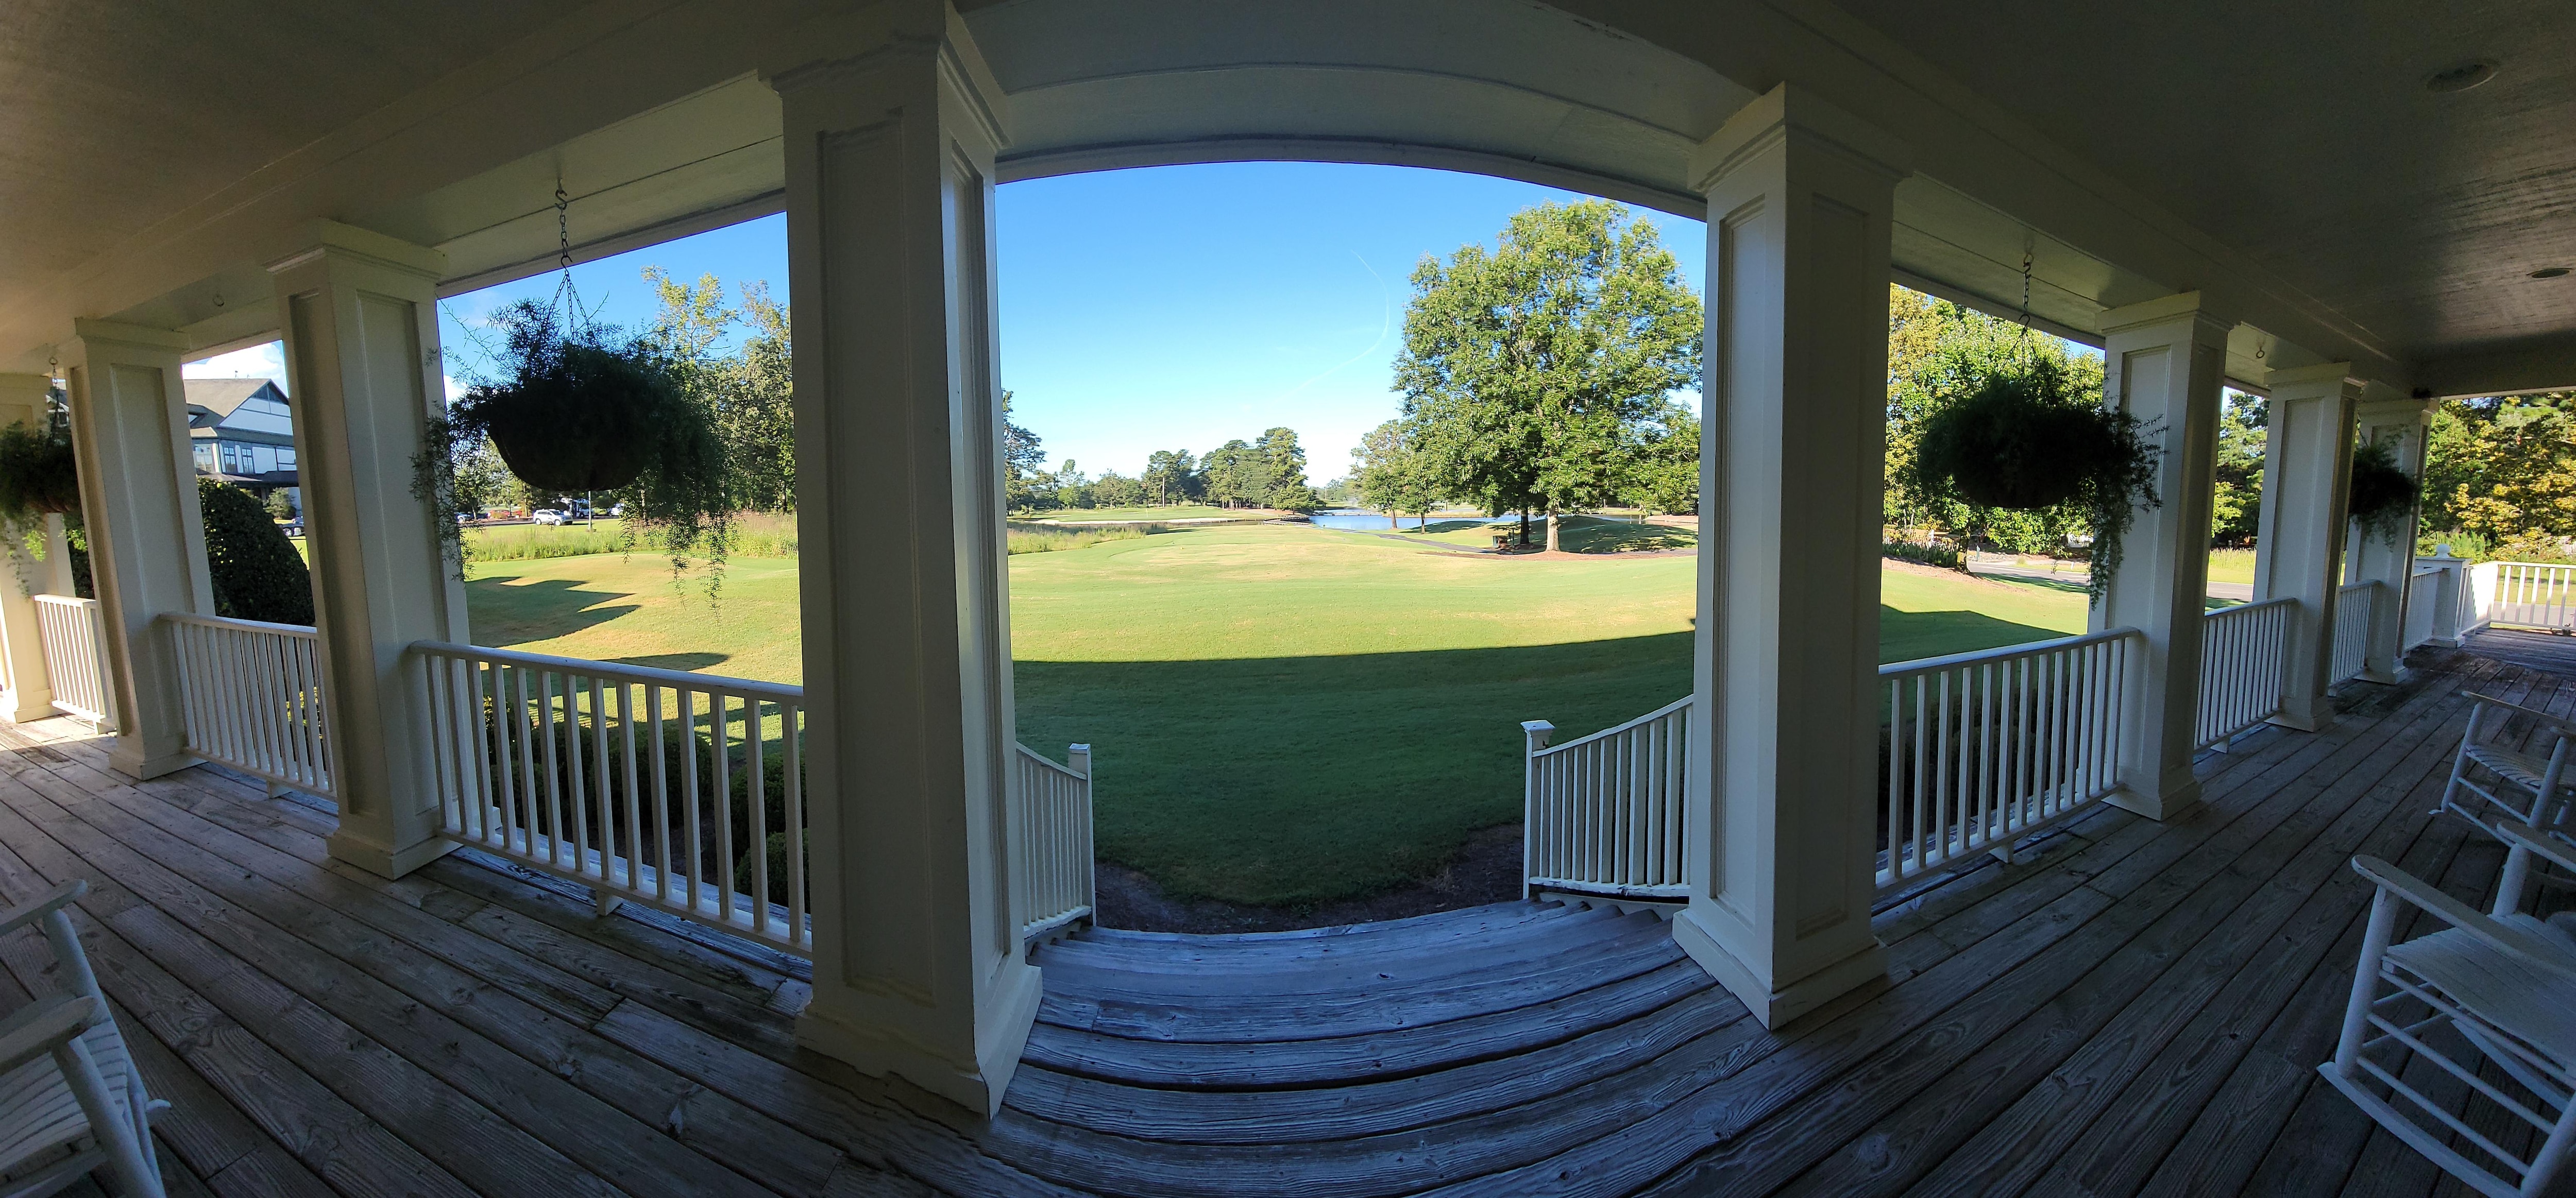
[2421,393,2576,557]
[1393,200,1701,547]
[1142,449,1201,505]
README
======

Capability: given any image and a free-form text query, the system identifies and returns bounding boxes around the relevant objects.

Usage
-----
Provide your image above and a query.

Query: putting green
[465,524,2086,905]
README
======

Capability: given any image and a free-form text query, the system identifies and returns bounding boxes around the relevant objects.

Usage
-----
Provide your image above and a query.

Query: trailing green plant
[2347,437,2419,544]
[418,301,731,590]
[197,478,314,624]
[1909,356,2160,602]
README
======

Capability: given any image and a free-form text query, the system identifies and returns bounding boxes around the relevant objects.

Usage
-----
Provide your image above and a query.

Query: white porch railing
[31,594,113,729]
[411,642,814,955]
[1520,696,1691,901]
[164,613,332,797]
[1012,743,1095,942]
[2480,561,2576,631]
[2197,597,2293,750]
[1878,628,2139,894]
[2403,567,2442,649]
[2332,580,2378,684]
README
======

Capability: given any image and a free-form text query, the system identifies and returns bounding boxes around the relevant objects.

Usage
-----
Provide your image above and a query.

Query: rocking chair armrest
[2352,855,2576,973]
[2462,692,2576,740]
[0,994,95,1076]
[2497,822,2576,876]
[0,880,86,939]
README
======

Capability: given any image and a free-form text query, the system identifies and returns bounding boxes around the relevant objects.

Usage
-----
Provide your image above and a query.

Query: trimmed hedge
[198,479,314,624]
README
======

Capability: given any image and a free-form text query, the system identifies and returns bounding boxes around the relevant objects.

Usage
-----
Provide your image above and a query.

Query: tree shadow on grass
[464,575,640,648]
[1019,605,2070,912]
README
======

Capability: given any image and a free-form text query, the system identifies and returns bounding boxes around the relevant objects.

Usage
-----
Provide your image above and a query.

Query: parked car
[532,509,569,525]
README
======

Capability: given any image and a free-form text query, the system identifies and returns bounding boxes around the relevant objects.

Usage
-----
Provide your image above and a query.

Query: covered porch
[0,634,2549,1196]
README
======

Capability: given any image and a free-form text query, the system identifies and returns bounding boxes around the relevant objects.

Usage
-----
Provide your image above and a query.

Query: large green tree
[2421,393,2576,556]
[1393,200,1701,547]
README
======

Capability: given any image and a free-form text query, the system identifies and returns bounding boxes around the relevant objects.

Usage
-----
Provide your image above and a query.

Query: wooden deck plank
[0,793,493,1198]
[1784,661,2496,1198]
[0,770,704,1198]
[1528,660,2494,1197]
[38,756,851,1198]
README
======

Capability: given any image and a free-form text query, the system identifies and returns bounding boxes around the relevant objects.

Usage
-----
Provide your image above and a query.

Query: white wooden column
[0,374,57,721]
[2092,295,2229,820]
[270,221,468,877]
[2251,363,2360,731]
[2348,391,2433,682]
[1672,85,1909,1030]
[767,1,1038,1117]
[60,320,213,777]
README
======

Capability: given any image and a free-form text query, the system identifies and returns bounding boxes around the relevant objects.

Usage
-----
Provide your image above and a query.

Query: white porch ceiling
[0,0,2568,395]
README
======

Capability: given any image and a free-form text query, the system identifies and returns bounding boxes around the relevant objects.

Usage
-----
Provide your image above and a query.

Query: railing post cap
[1069,743,1090,754]
[1521,720,1555,732]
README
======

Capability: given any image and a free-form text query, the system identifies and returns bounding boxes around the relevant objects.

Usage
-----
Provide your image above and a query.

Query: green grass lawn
[464,524,2086,906]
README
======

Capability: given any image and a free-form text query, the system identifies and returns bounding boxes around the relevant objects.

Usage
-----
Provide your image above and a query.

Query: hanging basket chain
[550,180,584,329]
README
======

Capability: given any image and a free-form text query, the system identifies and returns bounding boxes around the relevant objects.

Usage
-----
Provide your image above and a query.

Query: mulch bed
[1089,823,1527,934]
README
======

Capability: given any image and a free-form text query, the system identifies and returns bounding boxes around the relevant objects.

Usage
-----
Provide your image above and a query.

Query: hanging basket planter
[415,300,734,586]
[1910,356,2161,601]
[477,337,665,492]
[2347,438,2418,544]
[0,414,81,523]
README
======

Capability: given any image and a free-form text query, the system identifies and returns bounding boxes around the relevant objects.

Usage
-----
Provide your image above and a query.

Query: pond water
[1306,509,1505,532]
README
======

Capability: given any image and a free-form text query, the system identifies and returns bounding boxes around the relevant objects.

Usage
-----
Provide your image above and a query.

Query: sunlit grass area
[465,523,2087,905]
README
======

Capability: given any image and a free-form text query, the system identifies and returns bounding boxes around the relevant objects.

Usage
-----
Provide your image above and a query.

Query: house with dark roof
[183,378,298,510]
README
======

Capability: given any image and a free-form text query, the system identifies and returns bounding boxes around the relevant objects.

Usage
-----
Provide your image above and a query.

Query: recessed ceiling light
[2532,267,2573,280]
[2425,60,2499,93]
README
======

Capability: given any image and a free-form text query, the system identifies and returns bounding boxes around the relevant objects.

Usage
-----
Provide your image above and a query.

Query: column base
[4,690,54,723]
[2359,668,2398,684]
[1670,904,1887,1030]
[2268,701,2333,734]
[326,830,460,880]
[796,960,1043,1118]
[2107,776,2205,823]
[107,741,196,781]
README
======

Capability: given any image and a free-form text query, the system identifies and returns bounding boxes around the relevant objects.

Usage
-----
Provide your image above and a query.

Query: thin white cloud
[181,341,289,395]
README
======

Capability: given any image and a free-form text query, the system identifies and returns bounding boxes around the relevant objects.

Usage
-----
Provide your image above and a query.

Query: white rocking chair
[2322,827,2576,1198]
[0,880,166,1198]
[2439,693,2576,841]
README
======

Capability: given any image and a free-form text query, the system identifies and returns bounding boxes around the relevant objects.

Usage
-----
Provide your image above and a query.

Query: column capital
[65,320,189,354]
[266,220,444,283]
[1690,83,1912,194]
[761,0,1009,150]
[2355,384,2435,426]
[2101,292,2233,346]
[2263,361,2366,400]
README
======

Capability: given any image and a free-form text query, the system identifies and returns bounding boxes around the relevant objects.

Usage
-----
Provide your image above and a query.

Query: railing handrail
[1878,626,2145,681]
[2208,595,2297,616]
[30,593,97,607]
[410,639,804,703]
[2337,579,2380,593]
[161,611,320,639]
[1014,741,1090,780]
[1531,694,1694,758]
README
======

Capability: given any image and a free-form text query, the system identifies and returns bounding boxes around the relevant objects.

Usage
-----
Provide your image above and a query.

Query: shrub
[1006,523,1151,554]
[198,478,313,624]
[1882,540,1964,570]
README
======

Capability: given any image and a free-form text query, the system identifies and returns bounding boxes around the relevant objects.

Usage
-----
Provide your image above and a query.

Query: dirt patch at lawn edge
[1090,824,1527,934]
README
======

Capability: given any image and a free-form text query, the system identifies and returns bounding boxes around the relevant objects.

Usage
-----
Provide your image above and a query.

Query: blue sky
[188,162,1708,482]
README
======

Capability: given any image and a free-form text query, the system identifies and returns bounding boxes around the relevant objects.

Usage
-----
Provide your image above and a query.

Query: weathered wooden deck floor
[0,636,2560,1195]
